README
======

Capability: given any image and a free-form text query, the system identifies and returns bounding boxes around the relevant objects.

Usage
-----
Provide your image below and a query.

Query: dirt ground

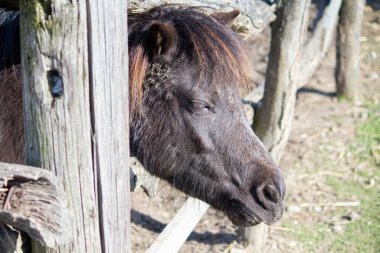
[131,4,380,253]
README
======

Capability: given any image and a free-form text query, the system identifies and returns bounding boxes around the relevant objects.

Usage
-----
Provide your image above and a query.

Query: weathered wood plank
[146,198,209,253]
[19,0,101,252]
[255,0,310,168]
[0,162,70,248]
[87,0,130,252]
[20,0,130,252]
[298,0,343,86]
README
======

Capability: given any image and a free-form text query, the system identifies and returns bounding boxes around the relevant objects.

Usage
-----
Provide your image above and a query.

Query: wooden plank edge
[146,197,210,253]
[0,162,71,248]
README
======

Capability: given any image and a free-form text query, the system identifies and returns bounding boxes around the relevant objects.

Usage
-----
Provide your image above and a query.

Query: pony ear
[145,22,178,62]
[212,9,240,25]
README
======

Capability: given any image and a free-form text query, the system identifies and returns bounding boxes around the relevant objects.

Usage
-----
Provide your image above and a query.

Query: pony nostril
[253,183,281,210]
[262,184,280,204]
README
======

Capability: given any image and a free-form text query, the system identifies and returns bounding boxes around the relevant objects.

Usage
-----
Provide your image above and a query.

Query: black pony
[0,6,285,227]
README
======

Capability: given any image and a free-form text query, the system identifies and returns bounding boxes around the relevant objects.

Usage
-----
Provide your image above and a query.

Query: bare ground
[131,5,380,253]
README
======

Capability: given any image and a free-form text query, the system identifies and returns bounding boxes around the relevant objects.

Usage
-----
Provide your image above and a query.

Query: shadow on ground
[131,209,238,245]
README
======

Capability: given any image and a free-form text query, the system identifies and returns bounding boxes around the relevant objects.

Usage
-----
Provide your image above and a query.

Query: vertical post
[239,0,311,251]
[20,1,101,252]
[87,0,130,252]
[19,0,130,252]
[335,0,365,100]
[254,0,310,162]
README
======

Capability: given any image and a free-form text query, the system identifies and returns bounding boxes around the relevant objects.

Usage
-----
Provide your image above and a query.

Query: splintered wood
[0,162,70,248]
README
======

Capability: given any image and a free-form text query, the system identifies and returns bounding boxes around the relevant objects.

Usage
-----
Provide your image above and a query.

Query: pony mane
[128,6,252,117]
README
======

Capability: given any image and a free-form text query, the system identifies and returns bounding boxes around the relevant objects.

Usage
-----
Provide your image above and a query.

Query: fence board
[146,198,209,253]
[87,0,130,252]
[19,0,130,252]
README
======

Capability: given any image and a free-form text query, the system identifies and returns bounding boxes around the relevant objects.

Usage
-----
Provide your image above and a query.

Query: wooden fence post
[297,0,342,86]
[336,0,365,100]
[19,0,129,252]
[239,0,311,251]
[87,1,130,252]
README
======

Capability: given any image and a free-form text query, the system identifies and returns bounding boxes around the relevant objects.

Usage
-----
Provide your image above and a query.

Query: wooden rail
[146,198,209,253]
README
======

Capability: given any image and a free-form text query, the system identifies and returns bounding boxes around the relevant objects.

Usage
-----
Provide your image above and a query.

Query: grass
[287,102,380,253]
[327,104,380,253]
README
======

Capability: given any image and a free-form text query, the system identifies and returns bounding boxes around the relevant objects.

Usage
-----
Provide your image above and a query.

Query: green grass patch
[291,102,380,252]
[328,104,380,253]
[356,104,380,163]
[295,224,331,253]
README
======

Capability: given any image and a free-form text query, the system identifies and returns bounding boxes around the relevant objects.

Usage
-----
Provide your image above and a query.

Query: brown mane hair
[128,6,252,119]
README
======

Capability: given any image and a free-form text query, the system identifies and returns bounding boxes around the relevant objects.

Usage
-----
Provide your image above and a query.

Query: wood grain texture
[255,0,311,163]
[0,162,70,248]
[298,0,343,87]
[19,0,130,252]
[20,1,100,252]
[87,0,130,252]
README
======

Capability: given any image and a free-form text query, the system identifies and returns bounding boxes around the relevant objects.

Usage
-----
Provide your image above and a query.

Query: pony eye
[190,100,213,113]
[192,101,207,109]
